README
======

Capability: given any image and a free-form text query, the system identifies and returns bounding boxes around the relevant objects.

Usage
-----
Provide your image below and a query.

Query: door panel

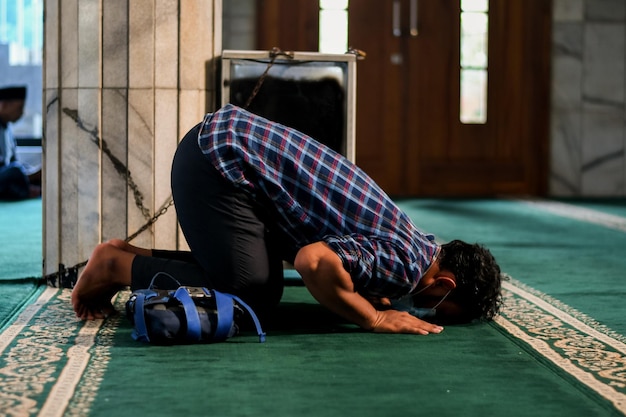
[347,1,406,194]
[256,0,319,51]
[350,0,552,196]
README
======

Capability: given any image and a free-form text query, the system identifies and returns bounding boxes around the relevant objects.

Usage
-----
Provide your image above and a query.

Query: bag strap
[131,292,150,342]
[222,292,266,343]
[173,287,202,342]
[212,290,235,342]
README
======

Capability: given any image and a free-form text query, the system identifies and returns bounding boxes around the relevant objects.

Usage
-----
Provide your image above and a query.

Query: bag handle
[231,294,266,343]
[173,287,202,342]
[223,292,266,343]
[148,271,182,289]
[131,291,151,342]
[212,290,235,342]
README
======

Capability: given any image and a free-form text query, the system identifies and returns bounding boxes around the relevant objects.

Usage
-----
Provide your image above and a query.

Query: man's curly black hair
[437,239,503,322]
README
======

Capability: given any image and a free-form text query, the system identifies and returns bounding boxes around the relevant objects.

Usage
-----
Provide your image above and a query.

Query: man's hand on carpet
[371,309,444,335]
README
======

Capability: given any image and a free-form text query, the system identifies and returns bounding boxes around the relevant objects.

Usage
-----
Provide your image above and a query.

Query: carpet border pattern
[0,288,119,417]
[497,199,626,415]
[498,278,626,414]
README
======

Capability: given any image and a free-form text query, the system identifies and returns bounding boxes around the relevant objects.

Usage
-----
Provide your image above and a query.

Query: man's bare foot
[71,241,134,320]
[72,281,117,320]
[72,271,123,320]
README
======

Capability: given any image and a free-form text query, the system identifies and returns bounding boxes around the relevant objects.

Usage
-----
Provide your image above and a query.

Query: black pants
[131,124,284,314]
[0,162,29,200]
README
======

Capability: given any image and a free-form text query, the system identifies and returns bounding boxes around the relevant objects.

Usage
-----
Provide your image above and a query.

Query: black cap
[0,86,27,101]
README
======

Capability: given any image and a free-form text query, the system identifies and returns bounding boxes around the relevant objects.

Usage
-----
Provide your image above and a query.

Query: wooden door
[350,0,552,196]
[256,0,319,51]
[256,0,552,197]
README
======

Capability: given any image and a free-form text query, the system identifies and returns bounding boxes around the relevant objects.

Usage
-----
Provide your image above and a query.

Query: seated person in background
[72,104,503,334]
[0,85,41,200]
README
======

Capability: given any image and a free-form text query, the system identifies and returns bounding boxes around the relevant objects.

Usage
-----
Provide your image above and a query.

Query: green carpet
[1,198,626,417]
[0,199,44,333]
[0,280,43,332]
[0,199,42,280]
[552,197,626,218]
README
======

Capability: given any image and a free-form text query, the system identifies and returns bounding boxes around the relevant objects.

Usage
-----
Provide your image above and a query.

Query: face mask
[391,295,438,319]
[390,282,451,319]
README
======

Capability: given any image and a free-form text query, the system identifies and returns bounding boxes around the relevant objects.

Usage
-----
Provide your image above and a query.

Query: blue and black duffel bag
[125,277,266,345]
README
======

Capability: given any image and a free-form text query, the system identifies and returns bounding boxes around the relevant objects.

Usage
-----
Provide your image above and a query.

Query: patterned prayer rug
[2,280,625,416]
[0,288,123,416]
[498,277,626,414]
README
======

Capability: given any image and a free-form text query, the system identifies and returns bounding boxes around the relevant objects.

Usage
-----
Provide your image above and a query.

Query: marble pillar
[551,0,626,196]
[43,0,222,286]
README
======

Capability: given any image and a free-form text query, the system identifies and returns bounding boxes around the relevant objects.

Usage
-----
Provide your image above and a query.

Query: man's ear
[434,275,457,291]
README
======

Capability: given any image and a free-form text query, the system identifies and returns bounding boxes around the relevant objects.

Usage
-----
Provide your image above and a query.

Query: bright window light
[460,0,488,124]
[319,0,349,54]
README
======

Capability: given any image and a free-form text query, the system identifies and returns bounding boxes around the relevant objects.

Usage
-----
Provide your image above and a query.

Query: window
[319,0,349,54]
[0,0,43,140]
[460,0,488,124]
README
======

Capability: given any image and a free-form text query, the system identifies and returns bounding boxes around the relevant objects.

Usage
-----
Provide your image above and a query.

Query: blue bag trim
[131,291,150,342]
[230,294,267,343]
[173,287,202,342]
[212,290,235,342]
[204,288,266,343]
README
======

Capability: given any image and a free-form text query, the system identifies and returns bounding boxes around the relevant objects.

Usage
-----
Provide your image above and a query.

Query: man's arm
[294,242,444,335]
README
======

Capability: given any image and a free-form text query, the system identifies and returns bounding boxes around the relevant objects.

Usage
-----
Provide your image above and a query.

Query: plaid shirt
[198,104,439,298]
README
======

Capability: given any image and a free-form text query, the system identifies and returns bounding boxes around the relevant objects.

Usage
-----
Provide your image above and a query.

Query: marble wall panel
[154,89,179,249]
[155,0,179,89]
[102,0,129,88]
[180,1,219,93]
[101,88,129,242]
[554,0,584,22]
[552,24,583,109]
[583,23,625,106]
[127,89,155,248]
[585,0,626,21]
[101,1,129,243]
[43,90,60,275]
[175,89,209,252]
[44,1,59,89]
[581,157,624,195]
[550,109,583,195]
[550,0,626,197]
[550,19,583,196]
[552,55,583,110]
[60,0,79,88]
[179,89,210,134]
[43,1,60,277]
[76,89,101,260]
[59,89,80,267]
[581,105,625,195]
[78,0,100,88]
[129,0,155,89]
